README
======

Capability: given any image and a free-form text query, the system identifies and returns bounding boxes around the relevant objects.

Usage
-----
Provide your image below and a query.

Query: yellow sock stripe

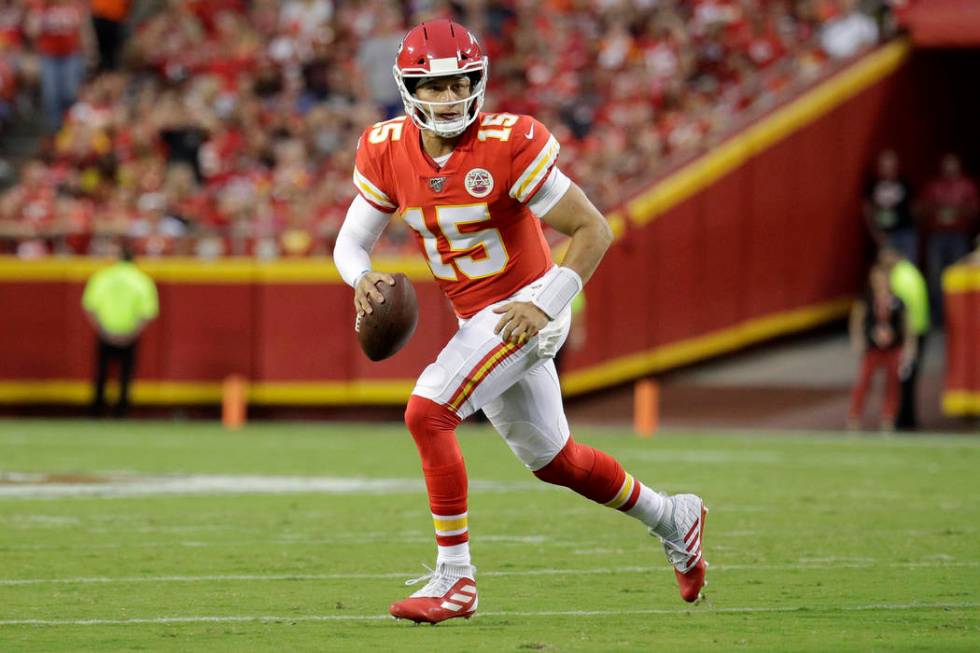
[447,342,519,412]
[604,474,635,509]
[433,516,468,533]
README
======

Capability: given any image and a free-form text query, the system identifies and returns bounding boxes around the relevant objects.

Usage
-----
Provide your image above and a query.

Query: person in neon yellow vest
[82,244,158,417]
[878,247,929,430]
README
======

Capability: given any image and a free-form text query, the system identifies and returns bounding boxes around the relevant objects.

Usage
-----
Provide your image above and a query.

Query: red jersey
[353,113,559,318]
[34,3,82,57]
[922,175,979,233]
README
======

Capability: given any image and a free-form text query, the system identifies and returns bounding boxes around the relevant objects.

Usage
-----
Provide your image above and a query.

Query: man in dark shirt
[864,149,917,262]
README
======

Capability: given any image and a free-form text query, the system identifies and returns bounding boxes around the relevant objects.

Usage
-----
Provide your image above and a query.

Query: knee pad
[404,396,468,518]
[405,395,459,433]
[405,395,462,468]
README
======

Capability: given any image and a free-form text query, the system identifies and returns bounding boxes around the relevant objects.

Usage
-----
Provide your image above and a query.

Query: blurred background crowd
[0,0,902,259]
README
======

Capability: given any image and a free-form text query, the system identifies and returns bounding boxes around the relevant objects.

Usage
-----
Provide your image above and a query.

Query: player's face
[414,75,472,125]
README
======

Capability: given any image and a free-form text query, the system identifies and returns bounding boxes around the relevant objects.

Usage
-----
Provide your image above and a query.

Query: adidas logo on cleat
[390,564,478,624]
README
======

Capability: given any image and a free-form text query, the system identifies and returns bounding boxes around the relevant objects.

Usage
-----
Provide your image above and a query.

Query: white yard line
[0,475,542,499]
[1,560,976,586]
[0,533,551,551]
[1,602,977,626]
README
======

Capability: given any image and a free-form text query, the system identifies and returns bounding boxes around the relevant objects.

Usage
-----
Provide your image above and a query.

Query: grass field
[0,419,977,652]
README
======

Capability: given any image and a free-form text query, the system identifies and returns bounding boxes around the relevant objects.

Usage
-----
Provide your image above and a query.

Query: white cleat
[652,493,709,602]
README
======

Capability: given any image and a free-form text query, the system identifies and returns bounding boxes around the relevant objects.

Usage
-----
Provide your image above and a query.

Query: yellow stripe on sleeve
[516,143,559,201]
[353,170,395,208]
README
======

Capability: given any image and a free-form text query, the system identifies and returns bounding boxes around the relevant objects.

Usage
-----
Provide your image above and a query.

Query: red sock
[405,396,469,548]
[533,436,641,511]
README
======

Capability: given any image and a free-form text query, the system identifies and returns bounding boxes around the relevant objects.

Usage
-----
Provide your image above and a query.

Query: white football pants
[411,270,573,471]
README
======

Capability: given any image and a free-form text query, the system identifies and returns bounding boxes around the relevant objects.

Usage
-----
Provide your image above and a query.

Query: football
[356,273,419,361]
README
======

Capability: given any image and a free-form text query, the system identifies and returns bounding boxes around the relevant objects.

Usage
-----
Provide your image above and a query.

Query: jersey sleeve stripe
[355,186,396,213]
[510,136,560,203]
[353,168,396,209]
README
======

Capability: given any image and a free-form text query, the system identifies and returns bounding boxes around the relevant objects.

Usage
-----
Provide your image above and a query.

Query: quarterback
[333,19,708,624]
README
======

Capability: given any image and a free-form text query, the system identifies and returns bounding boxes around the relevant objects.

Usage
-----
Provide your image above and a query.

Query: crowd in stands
[0,0,898,259]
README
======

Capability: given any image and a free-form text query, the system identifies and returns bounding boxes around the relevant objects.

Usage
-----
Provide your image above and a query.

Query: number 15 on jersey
[402,204,510,281]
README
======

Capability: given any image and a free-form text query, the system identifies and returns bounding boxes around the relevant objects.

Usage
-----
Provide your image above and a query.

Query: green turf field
[0,419,977,652]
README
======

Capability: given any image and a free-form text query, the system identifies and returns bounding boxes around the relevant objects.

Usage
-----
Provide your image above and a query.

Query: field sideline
[0,419,977,652]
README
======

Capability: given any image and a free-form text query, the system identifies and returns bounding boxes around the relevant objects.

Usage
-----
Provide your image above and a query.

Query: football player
[333,19,708,624]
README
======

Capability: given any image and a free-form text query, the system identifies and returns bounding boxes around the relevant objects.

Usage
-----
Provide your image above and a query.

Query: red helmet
[393,19,488,138]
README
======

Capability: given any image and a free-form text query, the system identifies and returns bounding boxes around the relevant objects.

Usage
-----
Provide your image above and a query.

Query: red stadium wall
[561,42,918,393]
[0,42,936,405]
[0,258,456,404]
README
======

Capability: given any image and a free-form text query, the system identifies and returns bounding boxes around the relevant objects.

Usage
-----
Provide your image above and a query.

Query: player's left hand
[492,301,549,345]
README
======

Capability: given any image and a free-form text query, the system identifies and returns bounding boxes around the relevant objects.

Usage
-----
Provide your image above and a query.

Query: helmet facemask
[393,61,488,138]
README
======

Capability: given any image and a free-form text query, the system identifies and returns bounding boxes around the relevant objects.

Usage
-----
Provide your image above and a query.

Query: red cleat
[389,564,478,624]
[654,494,709,603]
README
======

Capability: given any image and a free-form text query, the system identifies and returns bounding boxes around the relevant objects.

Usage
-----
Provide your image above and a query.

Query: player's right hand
[354,272,395,316]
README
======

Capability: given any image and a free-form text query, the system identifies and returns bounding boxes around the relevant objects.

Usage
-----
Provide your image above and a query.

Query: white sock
[437,542,471,568]
[626,484,670,535]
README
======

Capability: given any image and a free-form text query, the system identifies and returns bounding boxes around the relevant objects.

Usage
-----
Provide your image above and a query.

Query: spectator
[90,0,129,73]
[28,0,88,133]
[864,149,917,262]
[0,45,15,125]
[0,48,15,181]
[879,246,929,430]
[82,241,158,417]
[918,152,979,324]
[156,92,209,182]
[847,264,916,431]
[357,3,404,119]
[820,0,879,59]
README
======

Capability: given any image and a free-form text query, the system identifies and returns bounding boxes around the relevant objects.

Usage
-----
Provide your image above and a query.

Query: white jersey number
[478,113,519,142]
[402,204,509,281]
[367,117,405,144]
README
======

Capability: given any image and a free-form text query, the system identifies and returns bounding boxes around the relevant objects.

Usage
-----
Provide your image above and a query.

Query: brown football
[356,273,419,361]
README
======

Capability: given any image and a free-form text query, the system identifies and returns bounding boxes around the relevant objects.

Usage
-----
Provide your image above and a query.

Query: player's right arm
[332,195,395,316]
[332,128,400,316]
